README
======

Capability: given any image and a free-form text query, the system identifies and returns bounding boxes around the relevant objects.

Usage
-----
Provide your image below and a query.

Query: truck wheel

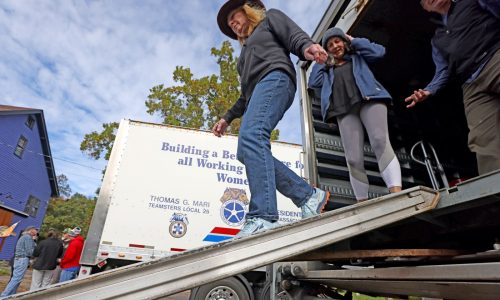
[256,281,271,300]
[191,277,251,300]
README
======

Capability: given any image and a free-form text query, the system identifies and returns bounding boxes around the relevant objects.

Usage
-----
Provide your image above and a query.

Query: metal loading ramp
[11,186,439,300]
[298,262,500,300]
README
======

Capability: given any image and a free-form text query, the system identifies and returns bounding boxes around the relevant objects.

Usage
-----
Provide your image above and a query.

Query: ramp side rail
[11,186,438,300]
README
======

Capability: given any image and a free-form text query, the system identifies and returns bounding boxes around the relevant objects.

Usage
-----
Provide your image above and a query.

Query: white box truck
[79,119,306,299]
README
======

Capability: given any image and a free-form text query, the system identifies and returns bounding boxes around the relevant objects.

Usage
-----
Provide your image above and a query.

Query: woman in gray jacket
[212,0,329,237]
[309,27,402,201]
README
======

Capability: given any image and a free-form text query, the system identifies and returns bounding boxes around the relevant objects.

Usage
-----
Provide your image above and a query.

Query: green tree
[56,174,72,199]
[80,122,119,160]
[146,41,242,133]
[81,41,279,161]
[41,193,96,238]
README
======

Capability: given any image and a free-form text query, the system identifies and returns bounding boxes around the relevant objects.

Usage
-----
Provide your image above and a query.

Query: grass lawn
[0,261,11,276]
[353,293,422,300]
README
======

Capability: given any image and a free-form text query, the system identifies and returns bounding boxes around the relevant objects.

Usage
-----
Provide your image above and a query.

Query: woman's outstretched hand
[212,118,229,137]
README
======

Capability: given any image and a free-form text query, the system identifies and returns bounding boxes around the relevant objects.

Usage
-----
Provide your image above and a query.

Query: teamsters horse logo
[169,213,189,238]
[219,188,249,227]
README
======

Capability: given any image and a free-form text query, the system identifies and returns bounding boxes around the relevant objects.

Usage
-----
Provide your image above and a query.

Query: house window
[24,195,40,217]
[14,136,28,158]
[25,115,35,129]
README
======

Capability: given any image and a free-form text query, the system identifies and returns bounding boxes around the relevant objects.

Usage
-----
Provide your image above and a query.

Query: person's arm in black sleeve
[479,0,500,18]
[213,94,246,137]
[58,242,64,258]
[32,243,41,258]
[222,94,246,124]
[266,9,314,61]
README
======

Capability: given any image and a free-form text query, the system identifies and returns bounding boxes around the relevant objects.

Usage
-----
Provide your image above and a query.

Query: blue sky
[0,0,331,196]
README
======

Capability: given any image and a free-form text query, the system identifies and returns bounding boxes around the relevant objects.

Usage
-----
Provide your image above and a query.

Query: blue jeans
[59,268,79,282]
[237,70,314,221]
[1,257,29,296]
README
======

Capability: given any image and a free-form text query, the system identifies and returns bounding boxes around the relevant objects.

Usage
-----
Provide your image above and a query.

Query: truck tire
[190,277,251,300]
[256,281,271,300]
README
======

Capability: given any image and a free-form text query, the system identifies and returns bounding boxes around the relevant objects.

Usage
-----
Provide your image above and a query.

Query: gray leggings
[337,101,401,200]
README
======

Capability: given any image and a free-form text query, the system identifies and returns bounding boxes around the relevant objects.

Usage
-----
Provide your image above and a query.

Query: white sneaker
[301,188,329,218]
[235,217,277,238]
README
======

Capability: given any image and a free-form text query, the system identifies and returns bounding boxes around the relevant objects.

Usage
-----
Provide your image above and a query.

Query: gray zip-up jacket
[14,233,36,258]
[223,9,314,123]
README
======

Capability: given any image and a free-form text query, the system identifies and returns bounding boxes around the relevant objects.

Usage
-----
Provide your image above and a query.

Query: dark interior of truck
[354,0,477,179]
[307,0,499,260]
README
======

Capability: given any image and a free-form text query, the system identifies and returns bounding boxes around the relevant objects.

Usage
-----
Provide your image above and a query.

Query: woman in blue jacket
[309,27,402,201]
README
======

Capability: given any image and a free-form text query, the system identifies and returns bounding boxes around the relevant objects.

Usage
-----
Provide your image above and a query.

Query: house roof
[0,105,59,197]
[0,105,35,112]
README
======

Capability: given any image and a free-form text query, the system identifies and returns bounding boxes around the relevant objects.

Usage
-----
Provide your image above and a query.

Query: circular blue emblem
[169,221,187,238]
[220,199,246,226]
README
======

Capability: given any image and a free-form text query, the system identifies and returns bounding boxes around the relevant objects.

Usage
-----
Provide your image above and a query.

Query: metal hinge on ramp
[11,186,438,300]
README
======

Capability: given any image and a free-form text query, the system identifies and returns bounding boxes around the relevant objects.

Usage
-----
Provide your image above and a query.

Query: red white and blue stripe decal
[203,227,240,242]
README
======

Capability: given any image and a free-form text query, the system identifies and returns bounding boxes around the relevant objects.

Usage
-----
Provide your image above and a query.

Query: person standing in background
[59,227,84,282]
[30,229,64,290]
[1,226,38,297]
[51,228,72,284]
[405,0,500,175]
[7,233,22,282]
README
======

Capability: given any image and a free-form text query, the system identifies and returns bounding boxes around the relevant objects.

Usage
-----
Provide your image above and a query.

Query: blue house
[0,105,58,260]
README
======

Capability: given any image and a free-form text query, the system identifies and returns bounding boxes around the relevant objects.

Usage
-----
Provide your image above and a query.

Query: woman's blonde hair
[237,3,266,44]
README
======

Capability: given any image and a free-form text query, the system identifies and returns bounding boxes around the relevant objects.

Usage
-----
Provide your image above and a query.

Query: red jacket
[60,235,84,269]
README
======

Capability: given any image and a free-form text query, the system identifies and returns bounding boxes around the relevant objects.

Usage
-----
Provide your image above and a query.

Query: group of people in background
[213,0,499,236]
[1,226,85,297]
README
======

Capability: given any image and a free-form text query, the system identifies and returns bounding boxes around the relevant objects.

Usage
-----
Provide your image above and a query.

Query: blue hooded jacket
[308,36,391,122]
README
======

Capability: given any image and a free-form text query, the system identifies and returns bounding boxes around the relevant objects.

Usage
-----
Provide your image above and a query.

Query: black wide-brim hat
[217,0,265,40]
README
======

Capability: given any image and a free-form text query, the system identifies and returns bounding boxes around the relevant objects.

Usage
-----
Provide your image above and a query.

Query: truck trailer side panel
[81,120,304,267]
